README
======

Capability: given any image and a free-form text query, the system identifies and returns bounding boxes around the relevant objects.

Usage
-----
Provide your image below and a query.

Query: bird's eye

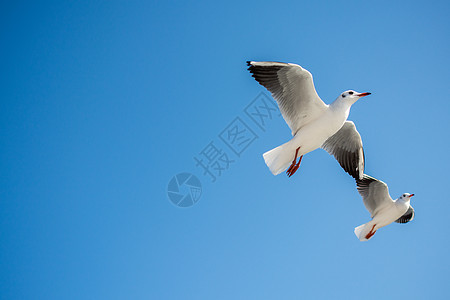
[342,94,346,98]
[349,91,354,95]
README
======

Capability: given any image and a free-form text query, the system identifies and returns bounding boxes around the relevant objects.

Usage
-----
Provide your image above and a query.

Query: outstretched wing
[395,206,415,224]
[321,121,364,180]
[247,61,328,134]
[356,174,394,217]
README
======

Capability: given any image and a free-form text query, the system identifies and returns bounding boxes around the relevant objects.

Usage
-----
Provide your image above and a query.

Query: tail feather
[354,222,375,241]
[263,142,293,175]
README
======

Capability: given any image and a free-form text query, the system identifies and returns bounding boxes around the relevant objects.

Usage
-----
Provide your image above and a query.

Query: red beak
[358,92,371,97]
[409,194,415,197]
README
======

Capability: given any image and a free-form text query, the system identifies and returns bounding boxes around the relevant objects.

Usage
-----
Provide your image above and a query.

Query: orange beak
[358,92,371,97]
[409,194,415,197]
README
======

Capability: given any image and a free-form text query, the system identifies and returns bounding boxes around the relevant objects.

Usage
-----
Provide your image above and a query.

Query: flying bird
[247,61,369,179]
[354,174,415,241]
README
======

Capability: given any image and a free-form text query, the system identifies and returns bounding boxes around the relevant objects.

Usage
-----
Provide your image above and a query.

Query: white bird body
[263,100,351,175]
[355,199,410,242]
[354,175,415,241]
[247,61,368,179]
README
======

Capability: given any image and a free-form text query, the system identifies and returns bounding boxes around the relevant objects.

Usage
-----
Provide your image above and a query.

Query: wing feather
[395,206,415,224]
[321,121,364,180]
[247,61,327,134]
[356,175,393,217]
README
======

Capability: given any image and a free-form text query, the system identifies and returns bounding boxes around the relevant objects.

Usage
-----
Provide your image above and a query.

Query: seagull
[354,174,415,241]
[247,61,369,179]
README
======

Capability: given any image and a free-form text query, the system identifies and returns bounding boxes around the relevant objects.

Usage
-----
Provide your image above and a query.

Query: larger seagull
[247,61,370,179]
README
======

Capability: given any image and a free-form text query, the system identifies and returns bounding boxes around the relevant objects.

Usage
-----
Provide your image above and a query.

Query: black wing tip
[246,61,284,82]
[347,170,362,180]
[246,61,286,69]
[355,174,377,191]
[395,215,414,224]
[357,174,376,182]
[247,61,255,72]
[334,150,363,180]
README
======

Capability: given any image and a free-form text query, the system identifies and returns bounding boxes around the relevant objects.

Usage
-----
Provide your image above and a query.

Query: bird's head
[339,90,371,104]
[399,193,415,202]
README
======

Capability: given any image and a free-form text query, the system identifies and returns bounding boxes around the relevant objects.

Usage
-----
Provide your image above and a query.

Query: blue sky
[1,0,450,299]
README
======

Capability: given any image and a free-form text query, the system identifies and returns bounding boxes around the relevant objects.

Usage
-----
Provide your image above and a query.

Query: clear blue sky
[1,1,449,299]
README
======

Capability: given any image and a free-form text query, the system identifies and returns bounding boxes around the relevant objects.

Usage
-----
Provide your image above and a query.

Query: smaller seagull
[354,174,415,241]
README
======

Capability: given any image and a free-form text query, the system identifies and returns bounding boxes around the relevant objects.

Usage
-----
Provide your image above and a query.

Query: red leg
[286,147,302,177]
[287,155,303,177]
[365,224,377,240]
[286,147,300,174]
